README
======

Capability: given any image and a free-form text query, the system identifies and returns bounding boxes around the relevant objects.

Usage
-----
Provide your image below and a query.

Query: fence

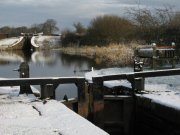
[134,43,178,69]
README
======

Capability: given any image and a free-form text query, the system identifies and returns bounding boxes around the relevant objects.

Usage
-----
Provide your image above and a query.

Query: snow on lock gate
[0,62,180,135]
[134,43,178,70]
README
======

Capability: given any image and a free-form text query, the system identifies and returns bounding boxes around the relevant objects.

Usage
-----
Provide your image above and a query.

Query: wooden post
[19,62,33,95]
[134,60,144,91]
[172,42,176,69]
[133,45,138,58]
[127,75,135,96]
[152,43,157,70]
[124,97,134,135]
[92,76,104,129]
[172,58,176,69]
[77,78,87,118]
[41,84,54,99]
[87,83,94,122]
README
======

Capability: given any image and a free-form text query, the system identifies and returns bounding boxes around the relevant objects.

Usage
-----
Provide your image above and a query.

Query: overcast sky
[0,0,179,33]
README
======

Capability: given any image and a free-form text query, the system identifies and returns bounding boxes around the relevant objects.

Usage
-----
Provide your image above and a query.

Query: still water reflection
[0,50,106,100]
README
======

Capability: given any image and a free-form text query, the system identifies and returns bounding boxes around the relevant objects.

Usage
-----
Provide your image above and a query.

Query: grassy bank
[62,43,134,67]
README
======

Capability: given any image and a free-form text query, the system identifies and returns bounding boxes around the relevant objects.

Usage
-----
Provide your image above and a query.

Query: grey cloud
[0,0,179,30]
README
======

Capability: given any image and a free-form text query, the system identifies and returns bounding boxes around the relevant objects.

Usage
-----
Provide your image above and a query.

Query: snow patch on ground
[138,48,153,53]
[31,36,39,47]
[31,36,60,48]
[85,67,180,110]
[137,84,180,110]
[0,82,108,135]
[0,37,24,49]
[1,67,180,134]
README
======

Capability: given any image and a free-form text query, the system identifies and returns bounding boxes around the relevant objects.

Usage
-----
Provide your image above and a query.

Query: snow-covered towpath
[0,85,108,135]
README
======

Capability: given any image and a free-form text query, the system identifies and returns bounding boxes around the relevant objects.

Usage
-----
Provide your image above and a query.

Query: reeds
[62,43,134,67]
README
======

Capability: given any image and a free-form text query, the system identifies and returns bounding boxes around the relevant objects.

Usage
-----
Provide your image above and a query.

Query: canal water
[2,50,180,100]
[0,50,107,100]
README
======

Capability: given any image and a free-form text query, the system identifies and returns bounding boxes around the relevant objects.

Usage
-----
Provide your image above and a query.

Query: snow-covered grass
[85,67,180,110]
[0,37,24,49]
[0,81,108,135]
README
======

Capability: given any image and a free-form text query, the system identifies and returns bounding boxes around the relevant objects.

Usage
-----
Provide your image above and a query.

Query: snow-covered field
[0,37,24,49]
[0,85,108,135]
[85,67,180,110]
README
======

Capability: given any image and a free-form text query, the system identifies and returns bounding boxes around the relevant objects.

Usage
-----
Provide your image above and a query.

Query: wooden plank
[0,77,85,86]
[134,68,180,78]
[55,77,80,84]
[103,74,128,81]
[156,46,175,49]
[104,95,131,100]
[98,68,180,82]
[0,78,53,86]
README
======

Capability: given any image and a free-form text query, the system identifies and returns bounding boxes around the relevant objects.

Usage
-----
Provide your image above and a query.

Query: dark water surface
[0,50,106,100]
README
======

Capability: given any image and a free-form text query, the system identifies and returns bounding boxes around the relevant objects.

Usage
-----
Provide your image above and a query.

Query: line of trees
[0,19,59,36]
[61,5,180,46]
[126,4,180,45]
[1,5,179,47]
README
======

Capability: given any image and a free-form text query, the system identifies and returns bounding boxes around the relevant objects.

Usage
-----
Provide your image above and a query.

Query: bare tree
[61,28,72,36]
[30,23,43,33]
[0,26,12,33]
[43,19,59,34]
[73,22,86,34]
[126,3,179,44]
